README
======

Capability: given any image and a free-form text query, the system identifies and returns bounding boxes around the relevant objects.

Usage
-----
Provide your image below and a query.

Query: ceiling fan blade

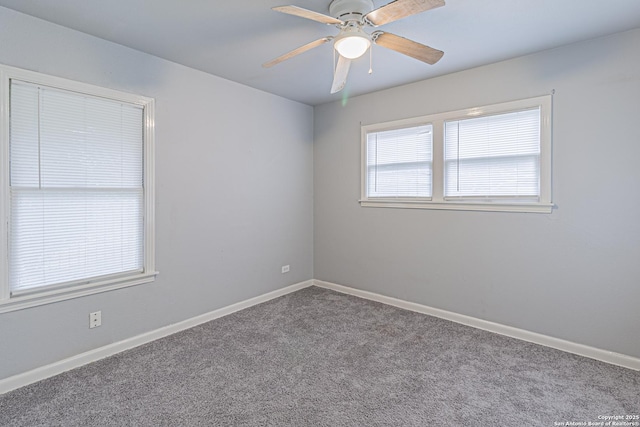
[373,31,443,64]
[273,5,343,25]
[365,0,445,27]
[331,55,351,94]
[263,37,333,68]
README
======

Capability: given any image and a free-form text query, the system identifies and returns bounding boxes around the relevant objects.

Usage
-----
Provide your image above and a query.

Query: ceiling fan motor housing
[329,0,374,22]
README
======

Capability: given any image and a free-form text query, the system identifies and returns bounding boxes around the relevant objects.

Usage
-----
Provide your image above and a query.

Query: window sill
[0,272,159,314]
[360,199,554,213]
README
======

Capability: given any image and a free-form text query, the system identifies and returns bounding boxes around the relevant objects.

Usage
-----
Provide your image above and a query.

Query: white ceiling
[1,0,639,106]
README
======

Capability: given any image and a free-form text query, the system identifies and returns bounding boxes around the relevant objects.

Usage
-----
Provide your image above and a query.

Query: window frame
[360,95,552,213]
[0,64,157,313]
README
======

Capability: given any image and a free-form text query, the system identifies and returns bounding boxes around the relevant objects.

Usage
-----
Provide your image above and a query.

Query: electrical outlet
[281,265,290,274]
[89,311,102,329]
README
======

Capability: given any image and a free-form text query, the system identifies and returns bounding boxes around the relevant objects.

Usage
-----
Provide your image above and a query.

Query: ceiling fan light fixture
[334,26,371,59]
[335,35,371,59]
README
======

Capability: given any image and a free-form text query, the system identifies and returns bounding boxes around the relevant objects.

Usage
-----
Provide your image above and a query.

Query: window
[366,123,433,199]
[0,65,156,313]
[361,96,552,213]
[444,109,541,200]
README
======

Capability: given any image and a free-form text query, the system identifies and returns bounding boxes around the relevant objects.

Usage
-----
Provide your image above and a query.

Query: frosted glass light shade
[335,35,371,59]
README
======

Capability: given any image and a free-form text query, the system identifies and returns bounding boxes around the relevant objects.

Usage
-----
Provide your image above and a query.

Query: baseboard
[0,280,314,395]
[313,279,640,371]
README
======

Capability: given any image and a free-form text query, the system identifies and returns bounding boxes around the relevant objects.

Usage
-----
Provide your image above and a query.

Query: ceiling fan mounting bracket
[329,0,374,23]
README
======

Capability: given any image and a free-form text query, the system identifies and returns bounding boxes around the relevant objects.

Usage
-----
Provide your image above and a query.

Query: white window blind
[366,124,433,198]
[444,108,541,200]
[9,81,144,294]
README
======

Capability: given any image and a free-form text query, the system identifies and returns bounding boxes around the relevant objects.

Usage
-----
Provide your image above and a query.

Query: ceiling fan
[263,0,445,94]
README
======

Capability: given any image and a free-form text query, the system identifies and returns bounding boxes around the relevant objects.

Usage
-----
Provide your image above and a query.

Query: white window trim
[360,95,553,213]
[0,64,157,313]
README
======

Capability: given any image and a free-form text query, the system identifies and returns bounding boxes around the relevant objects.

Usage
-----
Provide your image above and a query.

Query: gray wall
[0,7,314,380]
[314,29,640,358]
